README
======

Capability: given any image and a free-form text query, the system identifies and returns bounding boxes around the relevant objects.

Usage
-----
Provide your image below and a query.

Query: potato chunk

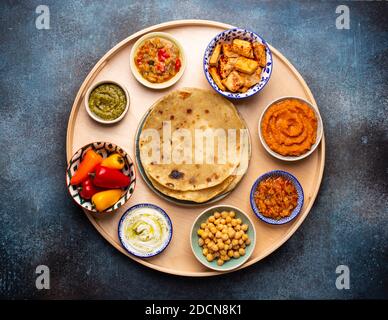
[209,44,221,66]
[209,67,226,91]
[240,66,262,90]
[252,42,267,67]
[219,56,237,79]
[234,56,259,74]
[222,44,239,58]
[232,39,254,58]
[222,71,245,92]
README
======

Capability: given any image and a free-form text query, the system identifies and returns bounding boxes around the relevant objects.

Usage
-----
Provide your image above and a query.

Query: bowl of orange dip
[259,96,323,161]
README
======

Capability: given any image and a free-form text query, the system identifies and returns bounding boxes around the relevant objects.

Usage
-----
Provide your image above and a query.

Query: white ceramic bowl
[258,96,323,161]
[84,80,130,124]
[129,32,186,89]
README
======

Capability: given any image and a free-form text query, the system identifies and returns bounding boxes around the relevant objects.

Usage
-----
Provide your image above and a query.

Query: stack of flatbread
[139,88,250,203]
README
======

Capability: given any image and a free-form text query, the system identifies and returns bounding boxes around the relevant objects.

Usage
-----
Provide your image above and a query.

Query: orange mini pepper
[70,149,103,185]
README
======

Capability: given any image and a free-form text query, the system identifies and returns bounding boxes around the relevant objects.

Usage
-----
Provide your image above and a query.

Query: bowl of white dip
[118,203,173,258]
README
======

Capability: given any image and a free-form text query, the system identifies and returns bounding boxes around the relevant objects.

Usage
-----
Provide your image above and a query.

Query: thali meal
[69,150,131,212]
[118,204,172,257]
[87,82,127,121]
[134,36,182,83]
[138,88,250,203]
[253,176,299,220]
[208,39,267,93]
[261,98,318,157]
[197,210,251,266]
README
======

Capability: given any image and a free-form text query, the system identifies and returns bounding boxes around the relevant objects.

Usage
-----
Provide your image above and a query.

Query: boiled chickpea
[236,231,243,240]
[220,255,228,261]
[226,216,232,223]
[206,253,214,262]
[214,252,220,258]
[232,239,239,246]
[217,259,224,266]
[222,234,229,242]
[200,223,206,229]
[229,211,236,218]
[234,224,241,231]
[228,250,234,257]
[238,239,244,245]
[223,244,229,251]
[233,245,240,250]
[245,238,251,245]
[201,232,208,240]
[202,248,208,256]
[215,231,222,239]
[197,229,203,236]
[241,224,248,231]
[210,227,217,234]
[239,248,246,256]
[231,219,237,227]
[198,238,204,246]
[241,243,246,249]
[212,244,219,252]
[225,239,231,245]
[218,242,224,250]
[220,218,226,225]
[214,212,221,219]
[208,223,215,229]
[205,238,211,244]
[221,228,228,234]
[216,224,223,231]
[233,251,240,259]
[221,211,228,218]
[242,234,248,241]
[236,218,242,225]
[228,229,236,239]
[208,216,215,223]
[219,249,227,256]
[208,232,214,239]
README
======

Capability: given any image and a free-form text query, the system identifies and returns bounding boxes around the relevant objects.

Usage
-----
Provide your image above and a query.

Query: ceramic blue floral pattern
[203,28,273,99]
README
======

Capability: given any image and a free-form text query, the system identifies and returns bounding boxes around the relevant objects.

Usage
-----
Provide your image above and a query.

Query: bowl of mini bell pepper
[66,142,136,213]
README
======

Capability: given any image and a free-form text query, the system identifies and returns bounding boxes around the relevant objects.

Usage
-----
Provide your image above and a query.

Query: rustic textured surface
[0,0,387,299]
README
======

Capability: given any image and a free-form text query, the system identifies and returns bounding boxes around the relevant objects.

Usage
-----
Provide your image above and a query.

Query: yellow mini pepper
[100,153,125,170]
[92,189,122,212]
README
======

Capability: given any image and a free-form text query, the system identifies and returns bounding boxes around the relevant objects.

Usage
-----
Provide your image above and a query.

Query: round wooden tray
[66,20,325,277]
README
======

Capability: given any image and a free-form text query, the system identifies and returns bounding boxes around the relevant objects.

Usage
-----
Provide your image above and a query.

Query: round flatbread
[139,88,247,191]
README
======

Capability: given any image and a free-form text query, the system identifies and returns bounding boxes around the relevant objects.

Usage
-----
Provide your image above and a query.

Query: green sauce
[88,83,126,121]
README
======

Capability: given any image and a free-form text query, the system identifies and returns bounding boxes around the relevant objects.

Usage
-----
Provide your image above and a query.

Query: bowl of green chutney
[85,80,130,124]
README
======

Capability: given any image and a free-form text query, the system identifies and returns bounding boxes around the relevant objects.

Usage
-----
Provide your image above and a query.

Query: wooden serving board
[66,20,325,276]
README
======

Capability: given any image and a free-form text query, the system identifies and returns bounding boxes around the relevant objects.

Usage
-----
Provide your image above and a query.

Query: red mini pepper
[91,165,130,189]
[79,177,100,200]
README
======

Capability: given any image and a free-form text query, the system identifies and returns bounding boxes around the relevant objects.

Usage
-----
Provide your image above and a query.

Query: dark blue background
[0,0,387,299]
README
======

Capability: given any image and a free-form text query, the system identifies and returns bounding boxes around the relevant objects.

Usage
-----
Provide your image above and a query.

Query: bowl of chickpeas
[190,205,256,272]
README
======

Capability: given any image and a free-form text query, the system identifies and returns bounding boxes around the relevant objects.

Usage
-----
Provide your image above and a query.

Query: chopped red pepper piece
[175,58,181,72]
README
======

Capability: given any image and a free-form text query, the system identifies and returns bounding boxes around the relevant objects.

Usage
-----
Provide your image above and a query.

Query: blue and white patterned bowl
[250,170,304,225]
[203,28,273,99]
[66,142,136,213]
[118,203,173,258]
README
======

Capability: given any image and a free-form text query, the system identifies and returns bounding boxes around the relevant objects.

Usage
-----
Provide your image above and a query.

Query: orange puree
[261,98,317,156]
